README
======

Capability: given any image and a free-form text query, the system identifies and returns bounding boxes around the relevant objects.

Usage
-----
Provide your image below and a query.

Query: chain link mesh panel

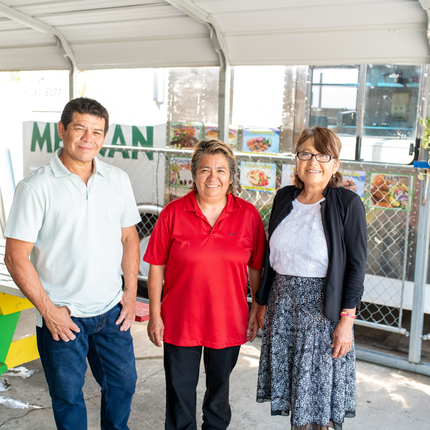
[102,145,421,334]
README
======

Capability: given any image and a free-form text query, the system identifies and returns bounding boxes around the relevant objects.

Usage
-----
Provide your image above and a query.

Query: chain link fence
[102,145,425,336]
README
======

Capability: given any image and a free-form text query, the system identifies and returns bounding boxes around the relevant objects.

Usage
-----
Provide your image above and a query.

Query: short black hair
[60,97,109,136]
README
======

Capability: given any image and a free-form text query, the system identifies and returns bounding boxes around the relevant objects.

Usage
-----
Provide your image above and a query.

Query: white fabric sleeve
[4,181,44,243]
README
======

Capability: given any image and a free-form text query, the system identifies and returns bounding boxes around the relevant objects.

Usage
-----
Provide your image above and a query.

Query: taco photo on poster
[170,122,202,149]
[369,172,412,210]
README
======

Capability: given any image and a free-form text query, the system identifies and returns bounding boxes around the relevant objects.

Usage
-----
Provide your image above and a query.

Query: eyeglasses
[296,151,336,163]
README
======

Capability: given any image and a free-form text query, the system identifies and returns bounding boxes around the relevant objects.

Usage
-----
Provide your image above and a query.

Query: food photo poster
[168,157,193,188]
[242,128,280,154]
[281,164,296,187]
[369,173,413,211]
[240,162,277,192]
[339,170,366,199]
[204,125,238,150]
[169,122,202,148]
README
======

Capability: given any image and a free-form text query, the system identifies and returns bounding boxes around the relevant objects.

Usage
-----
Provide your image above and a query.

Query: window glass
[311,67,359,160]
[361,64,420,163]
[232,66,285,128]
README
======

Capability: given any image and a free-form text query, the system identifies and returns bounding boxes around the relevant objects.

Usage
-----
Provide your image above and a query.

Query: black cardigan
[255,185,368,322]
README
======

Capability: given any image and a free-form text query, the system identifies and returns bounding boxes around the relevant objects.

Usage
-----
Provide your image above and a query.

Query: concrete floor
[1,308,430,429]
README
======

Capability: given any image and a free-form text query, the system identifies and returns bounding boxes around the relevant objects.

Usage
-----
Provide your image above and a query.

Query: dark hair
[190,139,236,195]
[294,127,343,189]
[60,97,109,136]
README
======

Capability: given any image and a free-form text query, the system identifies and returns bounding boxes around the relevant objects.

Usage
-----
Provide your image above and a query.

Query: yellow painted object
[5,334,39,369]
[0,293,34,315]
[0,292,39,375]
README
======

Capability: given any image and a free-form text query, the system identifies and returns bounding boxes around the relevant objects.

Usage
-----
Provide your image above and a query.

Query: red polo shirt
[144,191,266,349]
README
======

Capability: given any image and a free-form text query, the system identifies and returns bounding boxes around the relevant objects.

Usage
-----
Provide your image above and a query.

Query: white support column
[409,178,430,363]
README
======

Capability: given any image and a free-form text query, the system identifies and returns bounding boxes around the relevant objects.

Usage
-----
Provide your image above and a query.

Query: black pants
[163,342,240,430]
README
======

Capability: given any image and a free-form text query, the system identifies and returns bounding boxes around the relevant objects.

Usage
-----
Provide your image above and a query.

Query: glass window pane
[313,67,359,85]
[232,66,285,128]
[311,67,359,159]
[361,64,420,163]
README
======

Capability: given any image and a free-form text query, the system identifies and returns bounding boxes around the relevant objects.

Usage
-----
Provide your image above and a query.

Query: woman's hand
[331,317,353,358]
[147,264,165,347]
[247,306,259,343]
[147,314,164,347]
[257,305,267,330]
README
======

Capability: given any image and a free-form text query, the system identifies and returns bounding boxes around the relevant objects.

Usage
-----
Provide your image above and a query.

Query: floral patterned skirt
[257,274,356,430]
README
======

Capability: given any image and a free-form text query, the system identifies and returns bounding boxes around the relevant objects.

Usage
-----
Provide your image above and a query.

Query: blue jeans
[36,303,137,430]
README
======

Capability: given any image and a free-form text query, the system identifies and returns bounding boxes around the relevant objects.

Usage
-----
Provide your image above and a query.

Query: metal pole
[399,174,412,328]
[304,66,312,127]
[218,62,230,143]
[409,173,430,363]
[355,64,367,161]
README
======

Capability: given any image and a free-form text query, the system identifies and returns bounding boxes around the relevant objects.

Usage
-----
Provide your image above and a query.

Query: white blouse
[269,198,329,278]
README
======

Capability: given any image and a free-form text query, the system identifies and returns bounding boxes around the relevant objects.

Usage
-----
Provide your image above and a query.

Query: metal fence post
[409,174,430,363]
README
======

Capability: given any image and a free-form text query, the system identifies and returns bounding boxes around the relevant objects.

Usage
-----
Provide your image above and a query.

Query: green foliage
[418,118,430,179]
[420,117,430,149]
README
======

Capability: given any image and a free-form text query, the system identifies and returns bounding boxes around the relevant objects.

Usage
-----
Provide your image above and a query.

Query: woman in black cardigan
[255,127,367,430]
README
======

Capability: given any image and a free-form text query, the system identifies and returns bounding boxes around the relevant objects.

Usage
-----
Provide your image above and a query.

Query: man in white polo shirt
[4,97,141,430]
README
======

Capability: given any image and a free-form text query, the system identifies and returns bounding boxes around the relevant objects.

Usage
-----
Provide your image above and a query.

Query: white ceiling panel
[27,5,183,26]
[214,3,426,33]
[58,18,207,43]
[196,0,419,14]
[3,0,168,15]
[0,28,54,47]
[0,19,25,30]
[226,27,429,65]
[0,45,70,70]
[73,36,218,70]
[0,0,428,71]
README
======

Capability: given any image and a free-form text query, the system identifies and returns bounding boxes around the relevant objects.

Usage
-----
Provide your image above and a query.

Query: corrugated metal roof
[0,0,428,71]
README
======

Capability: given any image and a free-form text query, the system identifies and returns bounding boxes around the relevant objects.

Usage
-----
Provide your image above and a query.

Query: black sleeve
[342,193,368,309]
[254,189,281,305]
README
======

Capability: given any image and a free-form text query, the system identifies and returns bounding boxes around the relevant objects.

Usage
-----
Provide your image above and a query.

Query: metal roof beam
[165,0,230,142]
[0,2,78,99]
[165,0,229,69]
[420,0,430,38]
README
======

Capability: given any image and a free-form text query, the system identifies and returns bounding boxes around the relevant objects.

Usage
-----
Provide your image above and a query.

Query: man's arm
[116,225,140,331]
[4,238,80,341]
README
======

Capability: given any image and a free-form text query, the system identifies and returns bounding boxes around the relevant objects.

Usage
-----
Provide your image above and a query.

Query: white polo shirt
[4,149,141,326]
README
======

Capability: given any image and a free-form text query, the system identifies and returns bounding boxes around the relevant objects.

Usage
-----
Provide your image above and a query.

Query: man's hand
[116,290,136,331]
[147,314,164,347]
[44,306,80,342]
[119,225,139,331]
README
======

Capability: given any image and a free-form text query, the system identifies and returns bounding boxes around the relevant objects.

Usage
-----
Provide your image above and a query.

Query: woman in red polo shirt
[144,139,266,430]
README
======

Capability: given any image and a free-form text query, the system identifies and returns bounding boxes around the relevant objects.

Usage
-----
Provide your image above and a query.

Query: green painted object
[0,362,7,375]
[0,312,21,364]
